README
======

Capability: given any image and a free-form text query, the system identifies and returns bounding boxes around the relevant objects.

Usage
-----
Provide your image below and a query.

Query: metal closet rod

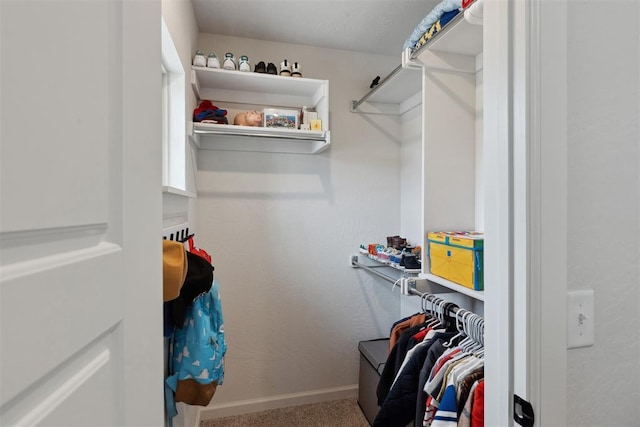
[350,255,400,285]
[350,64,405,112]
[351,255,483,323]
[408,287,485,345]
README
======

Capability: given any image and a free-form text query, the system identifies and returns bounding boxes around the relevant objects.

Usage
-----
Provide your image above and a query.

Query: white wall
[195,34,406,416]
[566,1,640,425]
[400,103,423,246]
[161,2,199,426]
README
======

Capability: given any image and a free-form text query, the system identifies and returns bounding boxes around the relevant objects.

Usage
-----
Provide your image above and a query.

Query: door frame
[515,0,568,424]
[119,0,164,425]
[484,0,568,425]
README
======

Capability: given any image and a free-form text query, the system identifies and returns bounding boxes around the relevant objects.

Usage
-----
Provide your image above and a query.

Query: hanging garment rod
[351,254,484,343]
[408,286,484,345]
[350,64,405,112]
[350,254,400,285]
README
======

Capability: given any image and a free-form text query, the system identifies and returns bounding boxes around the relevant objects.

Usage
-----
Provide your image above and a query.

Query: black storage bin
[357,338,389,425]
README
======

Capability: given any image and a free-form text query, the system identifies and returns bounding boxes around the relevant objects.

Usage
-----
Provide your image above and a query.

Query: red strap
[187,236,212,263]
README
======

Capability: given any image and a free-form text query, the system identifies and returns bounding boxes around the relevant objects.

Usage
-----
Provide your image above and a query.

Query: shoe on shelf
[193,50,206,67]
[254,61,266,73]
[279,59,291,76]
[391,236,407,250]
[402,254,422,270]
[222,52,236,70]
[411,245,422,259]
[291,61,302,77]
[266,62,277,75]
[386,247,398,264]
[238,55,251,72]
[206,52,220,69]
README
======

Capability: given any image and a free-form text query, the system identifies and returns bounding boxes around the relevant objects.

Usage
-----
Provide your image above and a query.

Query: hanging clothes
[374,333,457,427]
[373,302,485,427]
[163,238,227,421]
[422,352,484,427]
[165,279,226,418]
[377,313,431,405]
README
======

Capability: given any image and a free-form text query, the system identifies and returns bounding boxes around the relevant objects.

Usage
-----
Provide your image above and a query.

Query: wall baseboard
[196,384,359,424]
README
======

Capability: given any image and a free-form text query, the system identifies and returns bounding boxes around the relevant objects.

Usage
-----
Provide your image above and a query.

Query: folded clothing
[201,117,229,125]
[414,8,460,50]
[403,0,462,51]
[193,100,227,122]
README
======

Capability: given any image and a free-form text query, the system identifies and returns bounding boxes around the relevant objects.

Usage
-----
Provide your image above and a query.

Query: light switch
[567,290,594,349]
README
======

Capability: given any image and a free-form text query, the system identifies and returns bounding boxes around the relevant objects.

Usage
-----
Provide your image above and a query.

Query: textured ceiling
[191,0,440,57]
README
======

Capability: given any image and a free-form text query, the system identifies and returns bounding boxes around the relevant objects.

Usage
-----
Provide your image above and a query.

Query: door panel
[0,0,110,232]
[1,330,120,427]
[1,243,122,404]
[1,1,163,425]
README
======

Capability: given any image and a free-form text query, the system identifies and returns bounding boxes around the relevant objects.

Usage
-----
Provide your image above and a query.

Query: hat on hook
[163,240,188,302]
[171,251,215,328]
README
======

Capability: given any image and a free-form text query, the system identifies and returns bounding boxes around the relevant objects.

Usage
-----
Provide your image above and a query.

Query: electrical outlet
[567,290,594,349]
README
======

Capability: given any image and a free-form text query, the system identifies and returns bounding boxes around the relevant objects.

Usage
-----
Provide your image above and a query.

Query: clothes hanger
[441,301,459,332]
[423,294,442,327]
[442,308,469,348]
[463,313,484,354]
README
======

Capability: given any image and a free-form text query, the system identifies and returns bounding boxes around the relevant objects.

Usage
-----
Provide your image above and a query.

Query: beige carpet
[199,398,370,427]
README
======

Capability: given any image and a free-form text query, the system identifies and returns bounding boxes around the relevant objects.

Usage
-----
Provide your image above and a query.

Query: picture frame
[263,108,299,129]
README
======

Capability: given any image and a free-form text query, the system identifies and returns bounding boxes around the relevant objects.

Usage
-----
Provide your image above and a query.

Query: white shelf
[409,12,483,73]
[191,66,328,110]
[193,122,330,154]
[422,273,485,301]
[413,12,483,58]
[351,64,422,115]
[190,66,330,155]
[410,9,485,305]
[357,251,421,275]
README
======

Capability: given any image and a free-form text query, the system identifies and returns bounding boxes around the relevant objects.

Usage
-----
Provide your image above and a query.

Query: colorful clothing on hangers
[471,380,484,427]
[374,333,455,427]
[389,312,427,351]
[377,309,485,427]
[165,280,226,420]
[458,379,479,427]
[416,339,448,424]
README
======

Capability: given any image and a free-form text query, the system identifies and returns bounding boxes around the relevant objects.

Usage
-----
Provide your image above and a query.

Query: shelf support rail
[350,64,405,112]
[351,254,484,344]
[350,255,401,288]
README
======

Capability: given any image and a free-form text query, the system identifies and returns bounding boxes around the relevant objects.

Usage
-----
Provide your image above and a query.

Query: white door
[484,1,569,425]
[0,1,163,426]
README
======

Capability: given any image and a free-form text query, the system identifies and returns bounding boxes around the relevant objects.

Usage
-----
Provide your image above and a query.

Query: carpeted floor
[199,398,370,427]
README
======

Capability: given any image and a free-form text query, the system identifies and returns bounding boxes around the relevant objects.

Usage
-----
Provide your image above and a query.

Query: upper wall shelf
[404,11,483,73]
[190,66,330,154]
[191,122,330,154]
[191,66,328,107]
[351,64,422,115]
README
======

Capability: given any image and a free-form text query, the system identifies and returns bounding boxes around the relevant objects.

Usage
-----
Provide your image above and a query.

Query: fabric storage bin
[358,338,389,425]
[427,231,484,290]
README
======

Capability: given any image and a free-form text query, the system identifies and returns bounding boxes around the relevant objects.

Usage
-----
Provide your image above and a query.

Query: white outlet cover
[567,290,594,349]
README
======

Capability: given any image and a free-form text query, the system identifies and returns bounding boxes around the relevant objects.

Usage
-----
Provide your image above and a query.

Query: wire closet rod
[350,255,401,284]
[350,64,405,112]
[351,254,484,337]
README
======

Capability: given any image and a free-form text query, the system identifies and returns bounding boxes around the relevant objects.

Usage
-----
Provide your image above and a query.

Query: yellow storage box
[427,232,484,290]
